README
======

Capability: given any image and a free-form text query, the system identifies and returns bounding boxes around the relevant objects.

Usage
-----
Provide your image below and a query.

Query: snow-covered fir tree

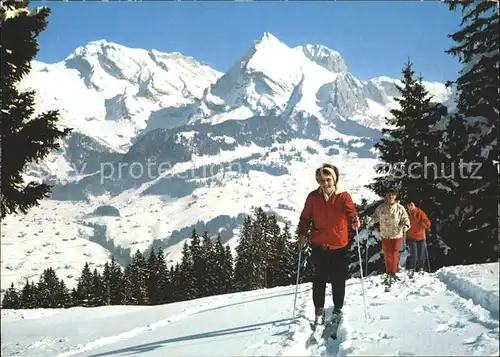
[234,216,256,292]
[154,249,171,304]
[109,256,124,305]
[0,0,71,219]
[122,250,148,305]
[90,268,105,307]
[200,231,217,297]
[76,262,93,307]
[368,59,445,200]
[177,241,196,301]
[188,229,203,298]
[439,0,499,265]
[1,283,20,309]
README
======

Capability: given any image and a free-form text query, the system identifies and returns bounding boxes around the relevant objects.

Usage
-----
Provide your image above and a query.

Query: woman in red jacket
[298,163,360,325]
[405,198,431,277]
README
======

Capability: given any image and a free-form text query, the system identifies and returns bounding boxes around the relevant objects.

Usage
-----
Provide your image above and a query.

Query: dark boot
[314,307,325,325]
[383,273,391,285]
[332,307,343,322]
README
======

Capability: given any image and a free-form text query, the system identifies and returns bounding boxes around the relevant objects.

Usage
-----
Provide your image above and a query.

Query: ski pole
[365,233,369,276]
[293,245,302,319]
[424,240,431,273]
[355,228,368,321]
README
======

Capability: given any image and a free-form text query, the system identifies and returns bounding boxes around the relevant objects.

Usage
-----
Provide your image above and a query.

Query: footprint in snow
[414,304,439,314]
[435,318,466,333]
[351,330,392,342]
[394,352,416,356]
[463,332,499,356]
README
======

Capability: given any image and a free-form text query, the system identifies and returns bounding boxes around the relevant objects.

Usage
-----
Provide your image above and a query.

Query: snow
[247,33,303,89]
[2,262,498,356]
[192,32,444,130]
[317,124,360,142]
[1,4,29,20]
[0,200,113,290]
[295,44,347,73]
[1,146,380,291]
[437,263,499,319]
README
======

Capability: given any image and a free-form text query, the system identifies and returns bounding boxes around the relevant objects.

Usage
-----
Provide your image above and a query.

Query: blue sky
[34,1,464,83]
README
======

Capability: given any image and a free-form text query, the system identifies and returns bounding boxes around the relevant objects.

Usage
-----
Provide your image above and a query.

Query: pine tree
[252,208,270,288]
[200,231,217,297]
[189,229,203,298]
[441,0,499,264]
[212,234,234,295]
[123,250,148,305]
[169,264,180,302]
[265,214,282,288]
[109,256,123,305]
[76,262,93,306]
[234,215,256,292]
[154,248,170,304]
[146,248,158,305]
[101,262,111,306]
[2,283,20,308]
[20,280,38,308]
[213,234,230,295]
[367,59,444,200]
[90,268,105,307]
[37,267,61,308]
[69,288,78,307]
[121,265,134,305]
[55,279,71,308]
[177,241,196,301]
[274,223,294,287]
[222,244,234,294]
[0,0,71,219]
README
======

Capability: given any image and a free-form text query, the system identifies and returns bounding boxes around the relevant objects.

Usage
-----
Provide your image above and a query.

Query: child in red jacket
[405,199,431,277]
[298,163,360,325]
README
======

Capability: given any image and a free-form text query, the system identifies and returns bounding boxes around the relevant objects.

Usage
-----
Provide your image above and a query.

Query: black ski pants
[310,244,348,311]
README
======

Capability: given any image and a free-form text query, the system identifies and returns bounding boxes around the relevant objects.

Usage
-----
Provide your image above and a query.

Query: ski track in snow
[1,263,498,357]
[54,295,234,357]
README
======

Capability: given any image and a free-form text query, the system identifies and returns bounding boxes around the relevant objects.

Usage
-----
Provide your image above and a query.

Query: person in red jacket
[298,163,360,325]
[405,199,431,277]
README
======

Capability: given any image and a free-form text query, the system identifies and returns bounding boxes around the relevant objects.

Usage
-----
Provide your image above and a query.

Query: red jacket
[298,188,358,249]
[406,207,431,241]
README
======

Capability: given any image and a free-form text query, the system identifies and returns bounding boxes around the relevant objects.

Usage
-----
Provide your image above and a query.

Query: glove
[298,235,307,247]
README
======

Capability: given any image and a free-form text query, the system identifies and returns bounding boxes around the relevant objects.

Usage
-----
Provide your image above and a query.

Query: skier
[405,198,431,277]
[297,163,360,326]
[367,187,410,287]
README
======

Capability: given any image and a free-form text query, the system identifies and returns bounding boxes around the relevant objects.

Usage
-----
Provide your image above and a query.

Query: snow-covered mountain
[1,33,452,292]
[18,40,222,184]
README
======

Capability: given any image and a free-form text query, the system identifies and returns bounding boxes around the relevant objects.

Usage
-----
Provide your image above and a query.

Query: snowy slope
[2,32,453,292]
[1,138,381,290]
[2,263,498,356]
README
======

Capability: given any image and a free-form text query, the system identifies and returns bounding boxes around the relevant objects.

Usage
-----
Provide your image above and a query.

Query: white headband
[316,166,337,184]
